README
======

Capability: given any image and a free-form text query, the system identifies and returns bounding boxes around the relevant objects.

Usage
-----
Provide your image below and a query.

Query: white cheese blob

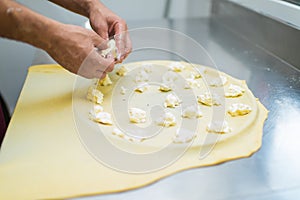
[90,111,113,125]
[141,63,152,73]
[225,84,245,97]
[87,86,104,105]
[156,112,176,127]
[189,71,202,79]
[129,108,147,123]
[125,135,144,143]
[112,127,144,142]
[100,39,118,59]
[93,104,104,113]
[135,69,149,83]
[182,105,203,119]
[99,74,112,86]
[169,62,185,72]
[207,120,231,133]
[159,72,177,92]
[162,71,178,83]
[112,127,125,138]
[197,92,221,106]
[228,103,252,116]
[173,129,196,143]
[164,93,181,108]
[116,65,128,76]
[184,77,200,89]
[135,82,149,93]
[208,75,227,87]
[120,86,127,95]
[159,83,173,92]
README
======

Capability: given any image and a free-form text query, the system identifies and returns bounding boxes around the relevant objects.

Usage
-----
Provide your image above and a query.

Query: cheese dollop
[129,108,147,123]
[87,86,104,104]
[89,111,113,125]
[225,84,245,97]
[208,75,227,87]
[207,120,231,133]
[173,129,196,143]
[120,86,127,95]
[164,93,181,108]
[112,127,144,142]
[116,65,128,76]
[169,62,185,72]
[135,69,149,83]
[197,92,221,106]
[228,103,252,116]
[184,77,200,89]
[100,39,119,60]
[135,82,149,93]
[156,112,176,127]
[99,74,112,86]
[182,105,203,119]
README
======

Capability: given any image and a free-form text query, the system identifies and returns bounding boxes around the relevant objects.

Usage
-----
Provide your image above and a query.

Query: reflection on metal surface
[264,90,300,189]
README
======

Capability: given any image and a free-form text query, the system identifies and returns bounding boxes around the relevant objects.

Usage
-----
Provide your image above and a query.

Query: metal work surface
[32,17,300,200]
[212,0,300,70]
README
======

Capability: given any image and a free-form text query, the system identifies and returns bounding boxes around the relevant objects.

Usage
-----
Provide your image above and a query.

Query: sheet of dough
[0,63,268,199]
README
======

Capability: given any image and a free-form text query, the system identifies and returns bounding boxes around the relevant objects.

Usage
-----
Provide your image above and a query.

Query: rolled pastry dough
[0,61,268,199]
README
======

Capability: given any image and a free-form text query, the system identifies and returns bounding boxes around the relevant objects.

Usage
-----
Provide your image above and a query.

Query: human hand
[46,24,114,79]
[88,1,132,63]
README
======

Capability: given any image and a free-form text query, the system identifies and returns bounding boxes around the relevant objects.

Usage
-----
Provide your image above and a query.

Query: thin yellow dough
[0,61,268,199]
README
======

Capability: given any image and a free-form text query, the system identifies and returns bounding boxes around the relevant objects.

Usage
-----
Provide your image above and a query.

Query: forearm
[0,0,117,79]
[0,0,61,50]
[48,0,104,18]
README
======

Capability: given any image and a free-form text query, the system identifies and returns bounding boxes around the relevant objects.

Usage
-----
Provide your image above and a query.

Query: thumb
[90,31,108,50]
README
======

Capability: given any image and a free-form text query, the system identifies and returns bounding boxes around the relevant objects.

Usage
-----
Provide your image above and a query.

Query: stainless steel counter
[32,16,300,200]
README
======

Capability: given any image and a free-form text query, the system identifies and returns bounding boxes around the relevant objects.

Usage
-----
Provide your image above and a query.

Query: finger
[95,23,109,40]
[78,48,114,79]
[121,31,132,61]
[114,33,125,61]
[113,23,130,62]
[93,51,115,73]
[90,13,109,40]
[115,31,132,62]
[90,31,108,50]
[103,55,115,72]
[95,71,107,79]
[110,19,127,35]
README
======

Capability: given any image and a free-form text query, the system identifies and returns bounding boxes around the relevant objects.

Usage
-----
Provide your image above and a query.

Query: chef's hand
[1,0,130,79]
[89,1,132,62]
[46,24,114,79]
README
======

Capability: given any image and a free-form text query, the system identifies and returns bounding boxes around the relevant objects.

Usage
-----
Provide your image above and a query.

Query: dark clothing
[0,94,10,147]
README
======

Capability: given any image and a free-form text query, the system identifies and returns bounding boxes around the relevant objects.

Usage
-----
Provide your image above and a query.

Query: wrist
[87,0,100,17]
